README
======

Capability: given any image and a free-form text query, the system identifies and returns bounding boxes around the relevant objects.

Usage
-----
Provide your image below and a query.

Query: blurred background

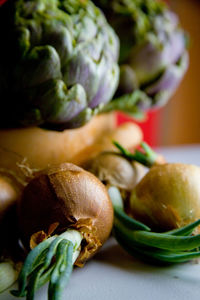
[118,0,200,147]
[159,0,200,146]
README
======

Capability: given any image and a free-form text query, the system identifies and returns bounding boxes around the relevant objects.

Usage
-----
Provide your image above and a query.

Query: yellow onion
[18,162,113,265]
[130,163,200,232]
[84,151,145,192]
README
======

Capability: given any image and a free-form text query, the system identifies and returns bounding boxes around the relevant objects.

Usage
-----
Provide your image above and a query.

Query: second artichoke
[94,0,189,108]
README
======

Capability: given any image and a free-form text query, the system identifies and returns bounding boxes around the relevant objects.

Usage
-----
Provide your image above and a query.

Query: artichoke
[0,0,119,130]
[94,0,189,107]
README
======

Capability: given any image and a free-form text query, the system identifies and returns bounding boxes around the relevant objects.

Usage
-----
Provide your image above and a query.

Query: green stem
[113,141,158,167]
[114,207,151,232]
[11,229,82,300]
[166,219,200,236]
[101,89,151,120]
[115,218,200,251]
[108,186,150,231]
[114,227,200,264]
[48,240,73,300]
[12,237,55,297]
[26,236,65,300]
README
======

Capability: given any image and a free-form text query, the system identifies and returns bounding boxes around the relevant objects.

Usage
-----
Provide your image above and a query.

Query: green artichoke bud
[0,0,119,130]
[94,0,189,108]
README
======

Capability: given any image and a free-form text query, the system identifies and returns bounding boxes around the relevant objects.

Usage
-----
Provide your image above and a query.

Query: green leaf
[113,140,158,167]
[115,219,200,251]
[101,90,151,119]
[115,227,200,264]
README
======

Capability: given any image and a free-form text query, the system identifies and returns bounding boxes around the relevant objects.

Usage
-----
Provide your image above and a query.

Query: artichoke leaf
[101,89,151,120]
[14,45,62,90]
[21,81,88,129]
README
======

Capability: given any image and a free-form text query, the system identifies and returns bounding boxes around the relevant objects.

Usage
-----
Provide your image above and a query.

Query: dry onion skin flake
[11,163,113,300]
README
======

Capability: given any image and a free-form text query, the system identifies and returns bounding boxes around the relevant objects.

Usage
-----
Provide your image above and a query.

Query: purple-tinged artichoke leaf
[50,107,95,130]
[14,45,62,90]
[146,51,189,107]
[20,81,87,127]
[89,63,119,108]
[129,30,186,86]
[43,25,74,65]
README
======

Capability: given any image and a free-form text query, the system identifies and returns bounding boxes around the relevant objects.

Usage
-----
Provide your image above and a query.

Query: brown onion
[130,163,200,232]
[18,162,113,265]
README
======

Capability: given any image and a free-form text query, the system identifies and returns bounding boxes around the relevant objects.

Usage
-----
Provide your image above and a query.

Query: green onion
[11,229,82,300]
[12,237,55,297]
[114,207,151,232]
[115,228,200,264]
[48,240,73,300]
[166,219,200,236]
[113,141,158,167]
[115,219,200,251]
[108,186,150,232]
[112,199,200,264]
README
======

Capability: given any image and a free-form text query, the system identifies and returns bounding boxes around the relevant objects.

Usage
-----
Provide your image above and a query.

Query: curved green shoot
[11,229,82,300]
[113,141,158,167]
[108,186,150,232]
[112,197,200,264]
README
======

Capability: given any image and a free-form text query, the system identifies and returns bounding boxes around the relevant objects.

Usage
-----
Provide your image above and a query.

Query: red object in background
[0,0,7,5]
[117,110,162,147]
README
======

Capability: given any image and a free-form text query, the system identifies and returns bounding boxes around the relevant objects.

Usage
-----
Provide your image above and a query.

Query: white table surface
[1,144,200,300]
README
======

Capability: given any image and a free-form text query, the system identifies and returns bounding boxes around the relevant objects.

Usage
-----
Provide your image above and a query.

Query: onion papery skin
[18,163,113,264]
[84,152,145,192]
[130,163,200,232]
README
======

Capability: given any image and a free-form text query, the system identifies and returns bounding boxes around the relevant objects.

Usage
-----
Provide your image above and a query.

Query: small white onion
[0,262,19,293]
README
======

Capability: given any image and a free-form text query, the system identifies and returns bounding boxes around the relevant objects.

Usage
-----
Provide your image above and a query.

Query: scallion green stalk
[11,229,83,300]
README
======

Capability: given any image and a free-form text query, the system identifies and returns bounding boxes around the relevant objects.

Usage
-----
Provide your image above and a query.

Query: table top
[1,144,200,300]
